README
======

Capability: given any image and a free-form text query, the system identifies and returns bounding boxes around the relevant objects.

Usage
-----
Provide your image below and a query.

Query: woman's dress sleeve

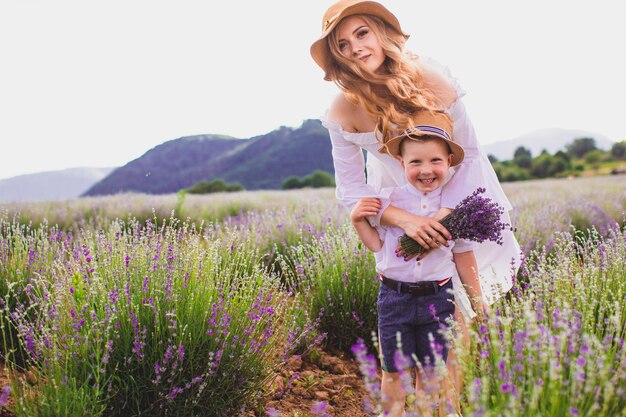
[321,117,392,214]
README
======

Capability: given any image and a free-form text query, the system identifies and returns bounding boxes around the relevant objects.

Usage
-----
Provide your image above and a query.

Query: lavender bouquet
[398,187,511,260]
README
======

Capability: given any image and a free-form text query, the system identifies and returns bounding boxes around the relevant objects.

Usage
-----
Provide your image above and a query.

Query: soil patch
[0,364,16,417]
[252,348,373,417]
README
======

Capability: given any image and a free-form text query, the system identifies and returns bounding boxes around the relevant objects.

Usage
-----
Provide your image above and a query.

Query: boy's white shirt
[374,182,477,283]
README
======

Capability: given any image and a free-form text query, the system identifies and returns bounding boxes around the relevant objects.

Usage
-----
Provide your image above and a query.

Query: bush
[304,170,335,188]
[530,153,552,178]
[279,224,379,352]
[495,164,531,182]
[282,176,304,190]
[583,149,605,164]
[611,141,626,159]
[186,179,243,194]
[281,170,335,190]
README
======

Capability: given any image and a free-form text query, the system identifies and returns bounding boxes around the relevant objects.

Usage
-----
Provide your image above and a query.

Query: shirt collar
[404,182,443,198]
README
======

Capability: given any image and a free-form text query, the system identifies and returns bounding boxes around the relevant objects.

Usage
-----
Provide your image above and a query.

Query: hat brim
[380,132,465,167]
[310,1,408,80]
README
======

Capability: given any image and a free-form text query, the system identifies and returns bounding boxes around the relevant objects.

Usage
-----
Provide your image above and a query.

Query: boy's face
[397,138,453,193]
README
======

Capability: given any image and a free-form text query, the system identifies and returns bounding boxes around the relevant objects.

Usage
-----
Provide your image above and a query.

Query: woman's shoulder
[327,93,374,133]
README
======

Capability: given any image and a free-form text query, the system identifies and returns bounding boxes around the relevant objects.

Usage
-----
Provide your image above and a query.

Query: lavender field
[0,176,625,416]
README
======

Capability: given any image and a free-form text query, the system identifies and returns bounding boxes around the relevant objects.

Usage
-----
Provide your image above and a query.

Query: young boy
[350,111,487,417]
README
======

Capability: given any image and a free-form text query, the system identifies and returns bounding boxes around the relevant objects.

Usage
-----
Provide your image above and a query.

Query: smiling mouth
[359,54,371,62]
[419,178,436,185]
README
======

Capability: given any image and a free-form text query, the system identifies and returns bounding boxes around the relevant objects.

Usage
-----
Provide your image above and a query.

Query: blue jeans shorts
[377,279,455,373]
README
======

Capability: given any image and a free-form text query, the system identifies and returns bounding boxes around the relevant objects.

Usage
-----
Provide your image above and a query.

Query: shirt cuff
[367,188,393,227]
[451,239,478,253]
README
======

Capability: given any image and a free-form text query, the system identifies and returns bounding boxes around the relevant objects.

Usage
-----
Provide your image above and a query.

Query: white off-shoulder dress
[321,58,521,318]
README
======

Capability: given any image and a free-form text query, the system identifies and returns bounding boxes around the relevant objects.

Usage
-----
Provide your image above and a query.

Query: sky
[1,0,625,180]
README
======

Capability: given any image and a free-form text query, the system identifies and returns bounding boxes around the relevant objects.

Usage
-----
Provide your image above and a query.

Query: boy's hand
[350,198,381,224]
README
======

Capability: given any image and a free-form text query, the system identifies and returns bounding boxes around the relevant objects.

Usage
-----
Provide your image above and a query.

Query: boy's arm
[453,250,490,317]
[350,198,383,252]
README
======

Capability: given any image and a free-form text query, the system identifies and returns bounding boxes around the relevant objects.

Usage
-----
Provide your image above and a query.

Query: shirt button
[416,262,421,266]
[422,204,427,209]
[423,192,427,196]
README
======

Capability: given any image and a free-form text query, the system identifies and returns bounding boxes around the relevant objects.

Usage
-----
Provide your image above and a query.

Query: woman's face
[335,15,385,73]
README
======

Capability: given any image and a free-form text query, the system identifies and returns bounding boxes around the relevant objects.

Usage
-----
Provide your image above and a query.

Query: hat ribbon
[401,125,451,140]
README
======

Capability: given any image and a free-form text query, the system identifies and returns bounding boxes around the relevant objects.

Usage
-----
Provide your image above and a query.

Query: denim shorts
[377,279,455,373]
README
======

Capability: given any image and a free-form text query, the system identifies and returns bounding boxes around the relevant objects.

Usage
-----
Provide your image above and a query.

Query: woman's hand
[472,299,491,324]
[380,205,451,259]
[400,214,451,250]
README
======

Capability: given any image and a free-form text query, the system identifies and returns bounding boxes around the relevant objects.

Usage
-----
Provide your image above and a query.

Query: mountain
[482,128,615,161]
[83,119,334,196]
[0,167,115,203]
[10,123,616,201]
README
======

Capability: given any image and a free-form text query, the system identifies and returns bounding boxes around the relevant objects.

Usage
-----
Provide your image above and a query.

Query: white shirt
[374,183,477,283]
[320,56,521,311]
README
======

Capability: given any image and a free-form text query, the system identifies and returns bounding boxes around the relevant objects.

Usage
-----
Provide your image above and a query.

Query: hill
[8,123,618,201]
[482,128,615,161]
[83,120,333,196]
[0,167,115,203]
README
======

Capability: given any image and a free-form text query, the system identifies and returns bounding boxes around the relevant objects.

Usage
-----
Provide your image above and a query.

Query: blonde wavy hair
[325,14,448,144]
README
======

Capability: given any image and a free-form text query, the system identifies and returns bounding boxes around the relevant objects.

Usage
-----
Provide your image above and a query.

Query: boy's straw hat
[310,0,409,79]
[380,111,465,167]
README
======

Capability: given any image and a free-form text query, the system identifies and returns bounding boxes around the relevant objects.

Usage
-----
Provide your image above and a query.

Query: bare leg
[442,306,469,416]
[413,366,440,417]
[380,370,407,417]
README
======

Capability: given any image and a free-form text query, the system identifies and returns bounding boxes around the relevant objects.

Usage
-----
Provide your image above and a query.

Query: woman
[310,0,521,414]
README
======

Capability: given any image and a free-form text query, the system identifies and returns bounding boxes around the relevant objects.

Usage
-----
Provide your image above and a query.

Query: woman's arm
[453,250,490,317]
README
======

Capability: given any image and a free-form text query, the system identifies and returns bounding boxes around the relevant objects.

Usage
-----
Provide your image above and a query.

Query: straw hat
[380,111,465,166]
[310,0,409,79]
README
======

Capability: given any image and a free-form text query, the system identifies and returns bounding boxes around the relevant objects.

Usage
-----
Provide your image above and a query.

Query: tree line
[180,138,625,193]
[182,170,336,194]
[490,138,626,182]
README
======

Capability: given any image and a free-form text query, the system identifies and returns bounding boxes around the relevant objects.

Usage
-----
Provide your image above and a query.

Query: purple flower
[0,385,10,406]
[351,311,364,326]
[399,188,510,258]
[166,386,183,401]
[266,407,281,417]
[311,400,328,414]
[501,383,514,393]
